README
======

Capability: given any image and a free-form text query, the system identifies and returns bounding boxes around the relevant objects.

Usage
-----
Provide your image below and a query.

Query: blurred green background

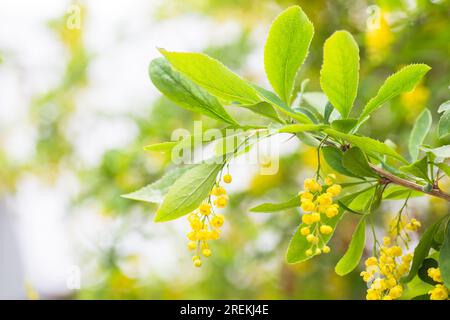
[0,0,449,299]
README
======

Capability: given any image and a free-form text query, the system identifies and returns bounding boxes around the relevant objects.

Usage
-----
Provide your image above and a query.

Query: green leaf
[253,85,312,124]
[264,5,314,103]
[250,195,299,212]
[337,200,366,215]
[421,145,450,158]
[278,124,326,133]
[122,166,192,203]
[402,275,434,300]
[335,217,366,276]
[342,147,378,178]
[436,162,450,177]
[408,109,432,161]
[160,49,260,105]
[438,110,450,140]
[437,100,450,113]
[404,217,445,282]
[296,132,320,147]
[149,58,238,125]
[322,146,359,177]
[143,141,178,153]
[331,119,358,133]
[399,156,430,182]
[439,219,450,287]
[241,102,283,123]
[360,64,431,122]
[154,162,223,222]
[320,30,360,118]
[324,129,408,163]
[383,185,422,200]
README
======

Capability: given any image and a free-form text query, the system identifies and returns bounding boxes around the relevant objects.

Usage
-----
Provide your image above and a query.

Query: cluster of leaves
[126,6,450,298]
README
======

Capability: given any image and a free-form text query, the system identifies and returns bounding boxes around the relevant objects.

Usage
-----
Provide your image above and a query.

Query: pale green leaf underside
[278,124,326,133]
[324,129,408,163]
[250,195,300,212]
[122,166,192,203]
[253,85,312,124]
[408,109,432,161]
[143,141,178,153]
[240,102,283,123]
[160,49,260,105]
[320,30,360,118]
[264,5,314,103]
[149,58,238,125]
[421,145,450,159]
[360,64,431,121]
[155,162,223,222]
[335,218,366,276]
[438,111,450,140]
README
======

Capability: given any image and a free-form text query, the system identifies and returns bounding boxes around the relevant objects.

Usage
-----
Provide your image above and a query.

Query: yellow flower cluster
[427,268,449,300]
[299,175,341,256]
[186,174,231,267]
[388,215,421,247]
[361,216,421,300]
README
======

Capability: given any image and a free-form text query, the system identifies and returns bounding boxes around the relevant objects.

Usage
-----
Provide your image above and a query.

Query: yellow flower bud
[429,284,449,300]
[388,285,403,299]
[197,229,209,241]
[325,204,339,218]
[187,231,197,241]
[306,234,318,244]
[301,200,315,212]
[366,289,381,300]
[302,214,314,225]
[187,241,197,250]
[202,248,212,257]
[327,184,342,196]
[199,203,211,216]
[223,174,232,184]
[319,225,333,235]
[322,245,331,254]
[209,229,221,240]
[389,246,402,257]
[190,219,203,231]
[211,186,226,196]
[315,248,322,255]
[214,195,228,208]
[365,257,378,267]
[193,259,202,267]
[300,227,310,236]
[311,212,321,222]
[318,193,333,206]
[305,249,313,256]
[428,267,442,283]
[300,192,314,202]
[211,214,225,228]
[360,271,373,282]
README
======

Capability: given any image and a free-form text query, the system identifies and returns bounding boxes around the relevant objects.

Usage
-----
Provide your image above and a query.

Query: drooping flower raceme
[361,216,421,300]
[298,174,341,256]
[186,174,231,267]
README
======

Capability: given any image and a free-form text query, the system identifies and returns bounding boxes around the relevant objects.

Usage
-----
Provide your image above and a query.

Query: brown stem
[316,137,450,202]
[369,163,450,202]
